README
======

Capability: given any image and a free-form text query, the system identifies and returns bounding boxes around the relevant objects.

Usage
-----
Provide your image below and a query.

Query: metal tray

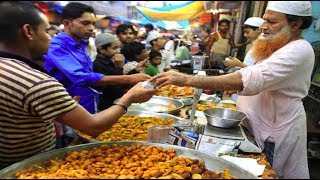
[75,110,187,143]
[116,96,184,115]
[0,142,258,179]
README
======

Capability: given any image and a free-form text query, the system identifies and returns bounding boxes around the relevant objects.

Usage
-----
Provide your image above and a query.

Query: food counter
[178,102,277,179]
[67,103,277,179]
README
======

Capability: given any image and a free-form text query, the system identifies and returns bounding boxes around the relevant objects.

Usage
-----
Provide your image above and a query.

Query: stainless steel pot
[115,96,184,115]
[0,142,258,179]
[203,108,246,128]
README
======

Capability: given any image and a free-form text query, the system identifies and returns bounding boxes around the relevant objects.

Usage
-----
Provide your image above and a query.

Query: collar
[58,32,86,48]
[0,51,47,74]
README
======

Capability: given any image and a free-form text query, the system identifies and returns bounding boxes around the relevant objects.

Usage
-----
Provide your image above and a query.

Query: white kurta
[158,50,172,73]
[237,39,314,179]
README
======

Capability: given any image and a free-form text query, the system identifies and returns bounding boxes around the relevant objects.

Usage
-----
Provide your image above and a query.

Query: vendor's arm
[151,70,243,91]
[223,57,247,68]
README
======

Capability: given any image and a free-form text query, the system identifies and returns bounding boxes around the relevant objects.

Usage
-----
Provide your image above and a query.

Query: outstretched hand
[149,70,189,88]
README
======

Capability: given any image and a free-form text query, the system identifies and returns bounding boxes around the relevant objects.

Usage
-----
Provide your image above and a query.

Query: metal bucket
[0,142,258,179]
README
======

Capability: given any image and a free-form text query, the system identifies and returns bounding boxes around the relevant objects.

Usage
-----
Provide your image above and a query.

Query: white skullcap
[266,1,312,16]
[243,17,264,28]
[185,41,192,46]
[146,31,163,44]
[95,33,119,48]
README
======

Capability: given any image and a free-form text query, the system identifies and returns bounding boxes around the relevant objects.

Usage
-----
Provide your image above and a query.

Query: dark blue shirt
[44,32,104,113]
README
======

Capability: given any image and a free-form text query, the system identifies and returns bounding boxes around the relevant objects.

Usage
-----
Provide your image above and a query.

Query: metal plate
[116,96,184,115]
[0,142,258,179]
[75,110,185,143]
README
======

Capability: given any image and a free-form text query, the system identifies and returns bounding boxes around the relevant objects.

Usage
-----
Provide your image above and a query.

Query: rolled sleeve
[238,66,264,96]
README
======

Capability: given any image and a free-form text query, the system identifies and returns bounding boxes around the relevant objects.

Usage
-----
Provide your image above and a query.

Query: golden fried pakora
[76,115,175,142]
[156,85,194,98]
[16,144,237,179]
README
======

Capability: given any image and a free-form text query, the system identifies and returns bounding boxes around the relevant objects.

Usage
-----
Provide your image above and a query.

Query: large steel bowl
[0,142,258,179]
[115,96,184,115]
[203,108,246,128]
[74,110,185,143]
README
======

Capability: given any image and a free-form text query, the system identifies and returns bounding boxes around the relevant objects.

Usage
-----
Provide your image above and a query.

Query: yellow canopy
[136,1,205,21]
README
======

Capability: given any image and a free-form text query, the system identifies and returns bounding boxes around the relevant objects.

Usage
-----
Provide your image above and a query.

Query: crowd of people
[0,1,316,179]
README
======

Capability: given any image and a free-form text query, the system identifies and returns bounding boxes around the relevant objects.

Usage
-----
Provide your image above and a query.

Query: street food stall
[0,72,277,179]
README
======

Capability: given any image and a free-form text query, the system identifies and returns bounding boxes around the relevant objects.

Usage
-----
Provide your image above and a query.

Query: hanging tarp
[139,17,189,30]
[135,1,205,21]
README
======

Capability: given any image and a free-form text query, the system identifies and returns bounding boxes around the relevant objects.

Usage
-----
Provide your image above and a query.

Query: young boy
[122,41,149,75]
[144,50,162,76]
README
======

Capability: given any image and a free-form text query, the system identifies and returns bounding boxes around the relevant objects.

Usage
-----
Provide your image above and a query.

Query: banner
[136,1,205,21]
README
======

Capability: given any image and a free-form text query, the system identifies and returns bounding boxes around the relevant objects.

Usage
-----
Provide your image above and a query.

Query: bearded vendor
[150,1,314,178]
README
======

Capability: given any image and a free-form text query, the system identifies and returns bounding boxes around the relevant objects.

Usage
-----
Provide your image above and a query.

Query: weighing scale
[196,122,262,156]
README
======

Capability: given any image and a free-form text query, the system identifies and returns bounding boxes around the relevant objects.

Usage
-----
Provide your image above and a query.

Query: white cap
[243,17,264,28]
[95,33,119,48]
[266,1,312,16]
[146,31,163,44]
[185,41,192,46]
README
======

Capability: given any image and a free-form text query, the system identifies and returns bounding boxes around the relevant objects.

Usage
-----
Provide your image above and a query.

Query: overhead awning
[135,1,205,21]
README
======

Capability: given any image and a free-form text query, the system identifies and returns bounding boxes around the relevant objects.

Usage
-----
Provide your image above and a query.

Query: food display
[197,102,236,111]
[16,144,236,179]
[156,85,194,98]
[76,115,175,142]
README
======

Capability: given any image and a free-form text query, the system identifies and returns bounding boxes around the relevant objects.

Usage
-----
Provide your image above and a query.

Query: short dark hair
[218,19,230,26]
[121,41,145,62]
[62,2,95,20]
[286,14,313,30]
[149,50,162,61]
[0,1,44,43]
[144,23,154,30]
[116,24,134,35]
[241,24,259,31]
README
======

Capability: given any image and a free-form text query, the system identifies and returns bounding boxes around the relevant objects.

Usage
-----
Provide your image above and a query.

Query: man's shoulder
[280,39,312,52]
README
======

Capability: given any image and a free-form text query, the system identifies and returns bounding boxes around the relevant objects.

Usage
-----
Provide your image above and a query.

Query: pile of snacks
[16,144,236,179]
[156,85,194,98]
[77,115,175,142]
[197,103,236,111]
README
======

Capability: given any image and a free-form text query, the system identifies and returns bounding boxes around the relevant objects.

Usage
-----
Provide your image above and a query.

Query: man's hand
[223,57,246,68]
[125,82,157,103]
[149,71,189,88]
[135,59,149,72]
[112,54,125,67]
[128,73,151,85]
[223,57,241,68]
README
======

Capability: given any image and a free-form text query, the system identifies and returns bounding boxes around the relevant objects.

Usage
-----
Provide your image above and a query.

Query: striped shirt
[0,56,78,169]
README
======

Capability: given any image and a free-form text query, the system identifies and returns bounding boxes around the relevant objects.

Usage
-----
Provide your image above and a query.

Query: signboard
[199,13,212,23]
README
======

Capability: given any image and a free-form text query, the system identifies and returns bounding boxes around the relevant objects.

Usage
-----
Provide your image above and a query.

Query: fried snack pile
[16,144,236,179]
[197,103,236,111]
[155,85,194,98]
[77,115,175,142]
